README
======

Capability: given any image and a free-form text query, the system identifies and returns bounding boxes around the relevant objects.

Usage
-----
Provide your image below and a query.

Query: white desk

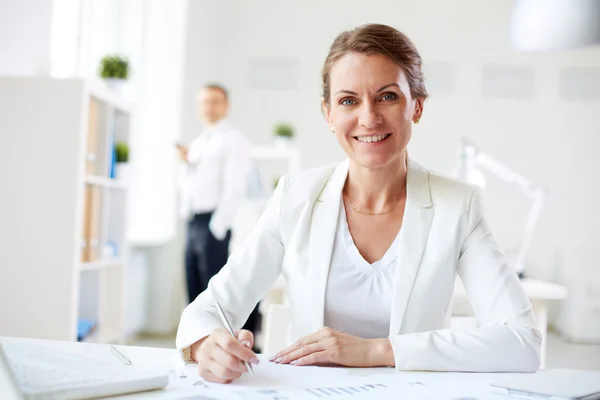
[453,278,568,368]
[2,337,532,399]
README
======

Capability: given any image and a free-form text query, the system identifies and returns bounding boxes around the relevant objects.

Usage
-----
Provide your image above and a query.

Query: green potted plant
[114,141,130,182]
[99,55,129,92]
[273,122,294,147]
[272,176,281,189]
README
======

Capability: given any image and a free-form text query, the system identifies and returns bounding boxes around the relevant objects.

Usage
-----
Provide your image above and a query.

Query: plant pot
[273,136,293,148]
[115,162,130,183]
[105,78,126,93]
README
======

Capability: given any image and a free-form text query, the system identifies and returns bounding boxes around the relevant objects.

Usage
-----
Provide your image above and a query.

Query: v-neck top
[323,199,402,338]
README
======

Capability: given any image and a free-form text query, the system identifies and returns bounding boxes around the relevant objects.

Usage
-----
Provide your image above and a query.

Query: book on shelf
[81,186,103,262]
[77,319,96,342]
[108,131,116,179]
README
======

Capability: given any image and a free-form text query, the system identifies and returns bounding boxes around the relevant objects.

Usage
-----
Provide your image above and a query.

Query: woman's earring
[330,126,335,133]
[414,118,420,124]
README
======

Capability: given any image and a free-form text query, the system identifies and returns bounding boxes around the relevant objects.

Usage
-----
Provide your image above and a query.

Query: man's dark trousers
[184,212,260,337]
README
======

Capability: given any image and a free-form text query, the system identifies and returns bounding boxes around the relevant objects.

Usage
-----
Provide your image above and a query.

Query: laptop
[491,369,600,400]
[0,342,169,400]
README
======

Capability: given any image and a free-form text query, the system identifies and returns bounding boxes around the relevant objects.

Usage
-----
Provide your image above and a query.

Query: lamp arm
[475,152,541,198]
[514,189,546,276]
[457,138,546,277]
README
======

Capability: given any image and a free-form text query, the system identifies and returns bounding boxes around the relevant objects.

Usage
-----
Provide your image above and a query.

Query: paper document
[180,355,350,390]
[177,356,516,400]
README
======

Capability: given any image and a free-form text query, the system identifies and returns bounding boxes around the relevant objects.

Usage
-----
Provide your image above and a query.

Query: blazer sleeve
[389,189,542,372]
[175,176,287,362]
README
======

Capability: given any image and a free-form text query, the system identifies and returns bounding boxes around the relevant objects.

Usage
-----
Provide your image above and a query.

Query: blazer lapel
[389,159,435,335]
[308,160,349,329]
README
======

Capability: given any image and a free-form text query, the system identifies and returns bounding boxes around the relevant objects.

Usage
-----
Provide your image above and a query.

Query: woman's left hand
[269,327,394,367]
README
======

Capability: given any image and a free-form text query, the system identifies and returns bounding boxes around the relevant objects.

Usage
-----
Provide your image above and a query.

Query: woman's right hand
[191,328,259,383]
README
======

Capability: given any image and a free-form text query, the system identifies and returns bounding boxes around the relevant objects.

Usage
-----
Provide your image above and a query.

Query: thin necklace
[344,185,406,215]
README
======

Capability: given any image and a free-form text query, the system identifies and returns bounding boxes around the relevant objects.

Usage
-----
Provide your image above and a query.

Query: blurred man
[178,83,251,308]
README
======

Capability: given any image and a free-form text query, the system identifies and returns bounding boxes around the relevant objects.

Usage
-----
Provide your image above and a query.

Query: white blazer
[176,159,542,372]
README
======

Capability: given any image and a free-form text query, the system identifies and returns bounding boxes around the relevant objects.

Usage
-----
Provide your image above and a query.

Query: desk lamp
[453,138,546,279]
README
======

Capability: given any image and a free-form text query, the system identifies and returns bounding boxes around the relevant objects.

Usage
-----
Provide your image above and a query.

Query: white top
[323,200,402,339]
[179,120,251,239]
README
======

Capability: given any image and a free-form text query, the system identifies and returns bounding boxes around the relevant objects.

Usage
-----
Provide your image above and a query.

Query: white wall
[182,0,600,340]
[0,0,55,75]
[127,0,187,245]
[0,0,142,79]
[49,0,81,77]
[127,0,189,335]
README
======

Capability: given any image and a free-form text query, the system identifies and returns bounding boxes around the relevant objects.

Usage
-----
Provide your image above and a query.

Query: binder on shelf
[77,319,96,342]
[81,185,103,262]
[108,132,116,179]
[81,187,92,262]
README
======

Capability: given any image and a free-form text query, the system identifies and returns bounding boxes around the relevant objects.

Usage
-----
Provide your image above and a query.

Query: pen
[215,302,255,377]
[110,345,132,366]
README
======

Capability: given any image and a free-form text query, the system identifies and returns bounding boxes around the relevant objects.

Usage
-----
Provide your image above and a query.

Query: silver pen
[110,345,132,366]
[215,302,255,377]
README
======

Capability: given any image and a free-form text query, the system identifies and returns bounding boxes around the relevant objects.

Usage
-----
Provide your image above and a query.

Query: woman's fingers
[213,330,259,364]
[270,337,307,361]
[211,347,248,373]
[194,329,259,384]
[270,332,319,361]
[198,364,233,384]
[270,327,332,362]
[236,329,254,350]
[209,358,244,381]
[291,351,329,366]
[276,342,324,364]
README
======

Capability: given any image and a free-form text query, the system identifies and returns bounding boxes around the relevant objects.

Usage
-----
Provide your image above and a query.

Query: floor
[131,330,600,370]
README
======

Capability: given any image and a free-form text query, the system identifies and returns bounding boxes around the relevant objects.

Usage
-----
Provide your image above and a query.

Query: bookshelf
[0,77,132,343]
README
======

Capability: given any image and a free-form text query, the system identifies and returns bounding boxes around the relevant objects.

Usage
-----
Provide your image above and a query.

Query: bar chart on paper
[235,384,389,399]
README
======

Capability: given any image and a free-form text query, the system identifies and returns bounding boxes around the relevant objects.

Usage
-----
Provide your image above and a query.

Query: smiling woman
[176,23,541,383]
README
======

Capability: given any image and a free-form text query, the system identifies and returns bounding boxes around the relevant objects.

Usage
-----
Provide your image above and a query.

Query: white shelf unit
[250,145,301,169]
[231,145,301,252]
[0,77,132,344]
[249,145,301,197]
[80,258,124,271]
[84,175,127,190]
[230,145,301,345]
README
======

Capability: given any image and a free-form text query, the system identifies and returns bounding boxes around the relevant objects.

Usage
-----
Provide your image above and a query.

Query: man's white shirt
[179,120,251,240]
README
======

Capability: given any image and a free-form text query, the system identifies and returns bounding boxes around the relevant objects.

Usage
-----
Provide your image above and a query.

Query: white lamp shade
[511,0,600,51]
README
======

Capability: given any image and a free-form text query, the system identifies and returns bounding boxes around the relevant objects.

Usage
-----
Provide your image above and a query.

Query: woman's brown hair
[322,24,428,105]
